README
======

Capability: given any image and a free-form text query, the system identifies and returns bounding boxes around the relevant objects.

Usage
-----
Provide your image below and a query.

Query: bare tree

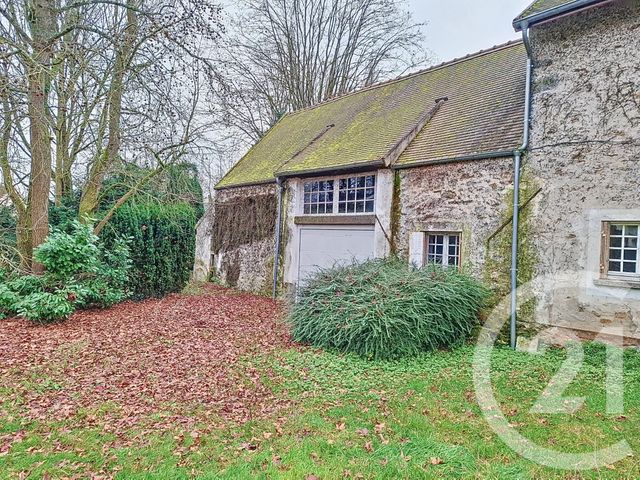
[0,0,223,271]
[212,0,430,141]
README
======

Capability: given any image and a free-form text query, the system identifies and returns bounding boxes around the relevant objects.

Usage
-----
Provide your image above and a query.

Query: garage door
[297,226,375,285]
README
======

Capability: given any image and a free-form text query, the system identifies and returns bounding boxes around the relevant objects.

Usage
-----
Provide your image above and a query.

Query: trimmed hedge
[100,202,198,299]
[290,258,490,360]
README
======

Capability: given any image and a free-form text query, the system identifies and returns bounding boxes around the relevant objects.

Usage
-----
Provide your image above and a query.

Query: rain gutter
[513,0,611,31]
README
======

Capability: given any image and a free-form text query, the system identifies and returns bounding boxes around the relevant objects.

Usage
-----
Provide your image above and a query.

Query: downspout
[511,26,533,349]
[272,177,285,300]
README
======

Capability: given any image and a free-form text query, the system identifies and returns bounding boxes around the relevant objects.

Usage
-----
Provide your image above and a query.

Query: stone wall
[395,158,515,280]
[212,183,277,293]
[525,0,640,336]
[192,202,214,282]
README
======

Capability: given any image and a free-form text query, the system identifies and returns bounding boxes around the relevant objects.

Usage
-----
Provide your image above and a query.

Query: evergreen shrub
[99,202,198,299]
[290,258,490,360]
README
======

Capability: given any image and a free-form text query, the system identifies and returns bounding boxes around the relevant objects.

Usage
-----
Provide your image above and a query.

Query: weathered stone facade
[395,158,515,280]
[525,0,640,337]
[211,183,277,293]
[192,202,214,282]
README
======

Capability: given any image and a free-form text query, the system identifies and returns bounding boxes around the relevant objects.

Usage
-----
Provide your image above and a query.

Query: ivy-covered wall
[211,184,277,292]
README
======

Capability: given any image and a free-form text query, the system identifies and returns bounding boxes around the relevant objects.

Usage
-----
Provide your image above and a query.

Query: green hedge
[100,202,198,299]
[290,258,490,360]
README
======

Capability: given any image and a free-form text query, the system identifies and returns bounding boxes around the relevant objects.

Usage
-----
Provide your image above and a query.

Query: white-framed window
[425,233,461,267]
[301,174,375,215]
[605,223,639,277]
[338,175,376,214]
[303,180,334,214]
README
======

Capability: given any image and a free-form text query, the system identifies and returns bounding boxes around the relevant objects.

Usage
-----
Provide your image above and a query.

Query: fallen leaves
[0,285,292,439]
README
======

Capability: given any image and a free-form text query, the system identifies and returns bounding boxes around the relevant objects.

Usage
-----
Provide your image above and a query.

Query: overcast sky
[409,0,533,62]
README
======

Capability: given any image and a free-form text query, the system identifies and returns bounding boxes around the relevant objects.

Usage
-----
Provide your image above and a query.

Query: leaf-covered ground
[1,285,640,479]
[0,285,291,453]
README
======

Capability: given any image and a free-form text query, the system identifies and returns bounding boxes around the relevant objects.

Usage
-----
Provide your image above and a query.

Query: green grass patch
[1,343,639,478]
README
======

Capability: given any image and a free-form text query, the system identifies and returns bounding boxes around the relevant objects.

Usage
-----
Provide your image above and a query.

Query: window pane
[365,201,374,213]
[626,225,639,236]
[357,177,365,188]
[609,261,621,272]
[611,225,624,236]
[356,202,364,213]
[611,237,622,248]
[449,256,458,266]
[366,176,375,188]
[304,183,311,193]
[318,192,325,203]
[609,249,622,260]
[366,188,375,199]
[338,204,346,213]
[310,205,318,215]
[326,203,334,214]
[347,203,355,213]
[304,205,310,214]
[623,262,636,273]
[624,237,638,249]
[624,250,637,261]
[356,188,365,201]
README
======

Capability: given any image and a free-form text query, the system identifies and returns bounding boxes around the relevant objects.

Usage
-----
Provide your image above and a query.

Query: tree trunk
[26,0,57,274]
[16,211,33,272]
[79,2,138,219]
[1,65,31,269]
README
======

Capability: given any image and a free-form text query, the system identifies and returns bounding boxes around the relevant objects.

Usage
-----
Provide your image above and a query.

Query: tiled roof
[514,0,609,26]
[216,41,527,189]
[516,0,576,21]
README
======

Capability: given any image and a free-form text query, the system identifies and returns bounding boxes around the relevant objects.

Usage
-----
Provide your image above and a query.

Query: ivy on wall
[211,194,277,254]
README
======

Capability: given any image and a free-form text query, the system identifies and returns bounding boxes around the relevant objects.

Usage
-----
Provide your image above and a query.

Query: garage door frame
[296,224,375,286]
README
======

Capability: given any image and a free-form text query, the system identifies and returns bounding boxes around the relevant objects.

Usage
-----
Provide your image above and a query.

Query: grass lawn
[1,285,639,479]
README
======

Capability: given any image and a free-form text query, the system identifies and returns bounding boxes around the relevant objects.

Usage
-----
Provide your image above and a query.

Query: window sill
[594,278,640,290]
[294,214,376,226]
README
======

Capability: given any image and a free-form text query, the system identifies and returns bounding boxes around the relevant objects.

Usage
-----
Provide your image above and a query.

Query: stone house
[514,0,640,341]
[204,0,639,342]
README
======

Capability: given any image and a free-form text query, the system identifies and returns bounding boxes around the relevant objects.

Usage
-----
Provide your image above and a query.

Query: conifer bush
[290,258,489,360]
[99,203,198,299]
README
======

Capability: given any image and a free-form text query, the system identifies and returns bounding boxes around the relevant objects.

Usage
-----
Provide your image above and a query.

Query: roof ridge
[289,39,524,116]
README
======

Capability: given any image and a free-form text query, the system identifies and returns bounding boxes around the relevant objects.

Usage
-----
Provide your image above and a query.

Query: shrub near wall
[100,202,198,299]
[290,258,490,360]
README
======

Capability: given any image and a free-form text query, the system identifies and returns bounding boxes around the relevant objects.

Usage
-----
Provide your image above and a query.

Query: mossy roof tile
[514,0,608,23]
[216,41,527,189]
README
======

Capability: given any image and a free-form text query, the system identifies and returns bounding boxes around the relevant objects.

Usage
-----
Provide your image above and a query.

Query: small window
[426,233,461,267]
[338,175,375,214]
[303,180,334,215]
[605,223,639,277]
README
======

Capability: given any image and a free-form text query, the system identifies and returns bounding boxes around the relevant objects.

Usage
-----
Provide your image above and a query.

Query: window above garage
[302,174,376,215]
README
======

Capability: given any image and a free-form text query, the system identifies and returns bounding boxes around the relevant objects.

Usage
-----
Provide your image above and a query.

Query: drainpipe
[511,26,533,349]
[272,177,285,300]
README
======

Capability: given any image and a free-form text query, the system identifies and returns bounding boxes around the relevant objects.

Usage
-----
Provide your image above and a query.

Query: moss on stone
[483,169,539,333]
[390,171,402,255]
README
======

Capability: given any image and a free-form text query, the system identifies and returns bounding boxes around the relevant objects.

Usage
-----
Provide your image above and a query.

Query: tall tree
[0,0,222,270]
[212,0,430,141]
